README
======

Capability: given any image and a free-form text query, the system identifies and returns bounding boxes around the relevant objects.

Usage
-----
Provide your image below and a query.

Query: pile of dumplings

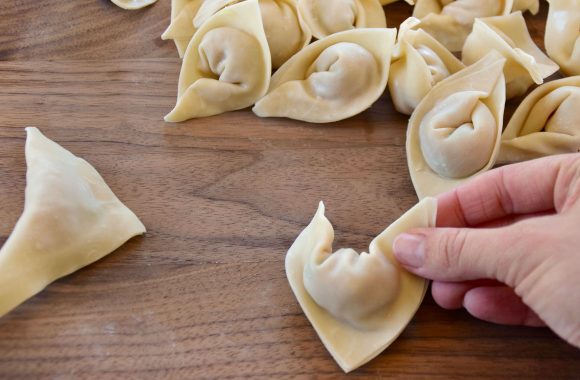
[1,0,577,375]
[161,0,580,373]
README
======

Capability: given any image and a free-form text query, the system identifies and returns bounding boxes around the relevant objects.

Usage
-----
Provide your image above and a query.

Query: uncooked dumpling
[545,0,580,76]
[498,76,580,163]
[462,12,559,98]
[111,0,158,9]
[165,0,271,122]
[162,0,205,57]
[412,0,539,52]
[407,52,506,199]
[0,128,146,317]
[163,0,311,68]
[389,17,464,115]
[253,28,396,123]
[286,197,437,373]
[298,0,386,39]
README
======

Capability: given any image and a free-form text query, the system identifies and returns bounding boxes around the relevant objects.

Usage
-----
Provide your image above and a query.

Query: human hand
[393,153,580,347]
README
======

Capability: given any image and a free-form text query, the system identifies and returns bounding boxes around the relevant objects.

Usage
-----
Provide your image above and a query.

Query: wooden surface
[0,1,578,378]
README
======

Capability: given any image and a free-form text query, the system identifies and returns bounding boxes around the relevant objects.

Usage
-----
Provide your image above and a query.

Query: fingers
[463,286,545,327]
[393,221,540,283]
[431,280,502,309]
[436,154,578,228]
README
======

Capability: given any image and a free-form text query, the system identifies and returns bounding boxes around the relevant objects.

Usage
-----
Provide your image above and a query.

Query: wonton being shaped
[545,0,580,76]
[111,0,158,9]
[253,28,396,123]
[164,0,271,122]
[389,17,465,115]
[462,12,559,99]
[407,52,506,199]
[162,0,311,68]
[0,128,146,317]
[286,198,437,373]
[162,0,205,57]
[412,0,539,52]
[298,0,386,39]
[498,76,580,163]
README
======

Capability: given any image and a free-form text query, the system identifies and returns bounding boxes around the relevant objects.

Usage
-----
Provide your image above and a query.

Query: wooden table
[0,1,578,378]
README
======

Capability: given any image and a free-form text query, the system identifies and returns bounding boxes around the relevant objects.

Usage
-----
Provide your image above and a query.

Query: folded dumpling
[298,0,386,39]
[412,0,539,52]
[407,52,506,199]
[162,0,205,57]
[545,0,580,76]
[111,0,158,9]
[163,0,311,68]
[389,17,465,115]
[0,128,146,317]
[286,197,437,373]
[462,12,559,99]
[165,0,271,122]
[253,28,396,123]
[498,76,580,163]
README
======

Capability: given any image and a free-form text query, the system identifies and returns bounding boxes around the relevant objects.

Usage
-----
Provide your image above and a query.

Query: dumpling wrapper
[389,17,465,115]
[162,0,205,57]
[498,76,580,164]
[0,128,146,317]
[111,0,158,9]
[253,28,396,123]
[163,0,311,68]
[407,52,506,199]
[298,0,386,39]
[462,12,559,99]
[412,0,539,52]
[545,0,580,76]
[164,0,271,122]
[286,198,437,373]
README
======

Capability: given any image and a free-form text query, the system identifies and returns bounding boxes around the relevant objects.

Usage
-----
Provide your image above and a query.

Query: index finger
[436,153,579,228]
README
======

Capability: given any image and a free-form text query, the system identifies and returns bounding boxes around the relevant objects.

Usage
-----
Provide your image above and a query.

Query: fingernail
[393,233,426,268]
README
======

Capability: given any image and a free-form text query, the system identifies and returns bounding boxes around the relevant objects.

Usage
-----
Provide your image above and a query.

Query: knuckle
[432,229,468,270]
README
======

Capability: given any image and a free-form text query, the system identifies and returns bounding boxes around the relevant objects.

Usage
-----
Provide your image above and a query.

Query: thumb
[392,224,536,285]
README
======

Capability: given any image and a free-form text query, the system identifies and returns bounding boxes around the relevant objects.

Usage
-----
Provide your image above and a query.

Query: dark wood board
[0,1,578,378]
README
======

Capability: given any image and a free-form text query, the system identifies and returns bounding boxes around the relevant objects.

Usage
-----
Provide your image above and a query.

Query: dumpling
[0,128,146,317]
[253,28,396,123]
[111,0,158,9]
[545,0,580,76]
[462,12,559,99]
[162,0,205,57]
[388,17,465,115]
[412,0,539,52]
[164,0,271,122]
[298,0,386,39]
[286,197,437,373]
[407,52,506,199]
[498,76,580,164]
[162,0,311,68]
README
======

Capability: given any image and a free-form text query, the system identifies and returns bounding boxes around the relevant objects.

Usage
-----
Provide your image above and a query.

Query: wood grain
[0,1,578,378]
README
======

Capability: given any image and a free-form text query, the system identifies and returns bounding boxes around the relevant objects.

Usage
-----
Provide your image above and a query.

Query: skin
[393,153,580,348]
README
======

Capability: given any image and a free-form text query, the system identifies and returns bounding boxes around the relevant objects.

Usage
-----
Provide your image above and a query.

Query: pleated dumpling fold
[407,52,506,199]
[162,0,311,68]
[389,17,465,115]
[462,11,559,99]
[286,197,437,373]
[298,0,386,39]
[545,0,580,76]
[164,0,271,122]
[0,128,146,318]
[411,0,539,52]
[498,76,580,164]
[161,0,205,57]
[253,28,396,123]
